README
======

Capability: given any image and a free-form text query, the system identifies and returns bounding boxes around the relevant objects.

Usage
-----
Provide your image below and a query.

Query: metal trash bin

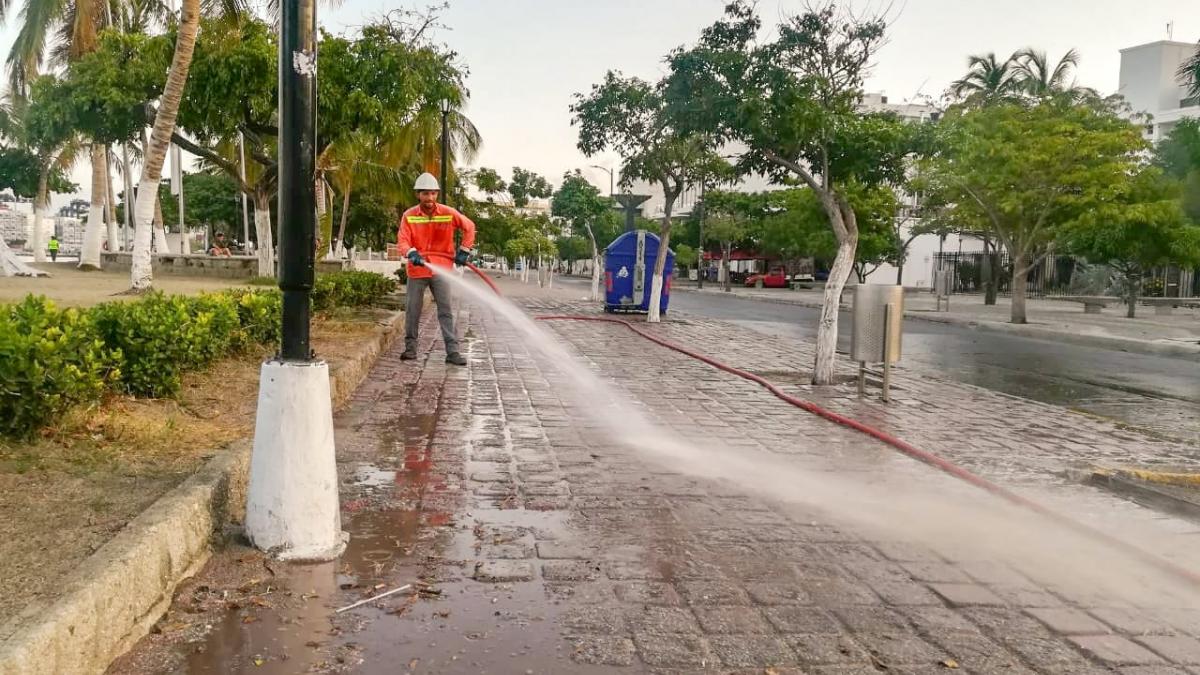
[604,230,674,313]
[851,285,903,401]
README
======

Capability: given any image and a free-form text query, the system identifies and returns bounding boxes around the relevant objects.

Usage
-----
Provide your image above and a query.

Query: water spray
[440,264,1200,589]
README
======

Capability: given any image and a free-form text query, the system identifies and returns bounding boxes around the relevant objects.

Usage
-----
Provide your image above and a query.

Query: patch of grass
[245,276,277,287]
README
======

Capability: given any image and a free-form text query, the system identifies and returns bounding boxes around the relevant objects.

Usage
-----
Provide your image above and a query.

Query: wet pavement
[110,285,1200,674]
[665,284,1200,444]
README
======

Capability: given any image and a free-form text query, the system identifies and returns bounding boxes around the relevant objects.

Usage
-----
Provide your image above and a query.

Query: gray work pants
[405,275,459,354]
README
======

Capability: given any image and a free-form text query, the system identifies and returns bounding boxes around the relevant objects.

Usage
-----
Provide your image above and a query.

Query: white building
[0,205,29,248]
[1118,40,1199,142]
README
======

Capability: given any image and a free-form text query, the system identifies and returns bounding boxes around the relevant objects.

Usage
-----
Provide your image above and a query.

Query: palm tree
[1013,48,1097,100]
[950,52,1022,103]
[1179,44,1200,101]
[129,0,199,290]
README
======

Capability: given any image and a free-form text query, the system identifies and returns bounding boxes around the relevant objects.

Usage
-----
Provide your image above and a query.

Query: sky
[1,0,1198,204]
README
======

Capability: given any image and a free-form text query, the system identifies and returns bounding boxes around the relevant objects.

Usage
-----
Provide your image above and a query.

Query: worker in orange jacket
[398,172,476,366]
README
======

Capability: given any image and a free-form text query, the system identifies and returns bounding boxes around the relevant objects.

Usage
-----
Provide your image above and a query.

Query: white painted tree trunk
[152,195,171,254]
[253,191,275,276]
[129,0,199,290]
[105,148,119,252]
[32,168,49,263]
[130,178,159,289]
[647,199,674,323]
[78,144,107,270]
[812,238,856,385]
[590,254,601,301]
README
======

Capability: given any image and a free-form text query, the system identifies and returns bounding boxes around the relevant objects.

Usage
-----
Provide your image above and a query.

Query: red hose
[535,314,1200,586]
[424,261,503,295]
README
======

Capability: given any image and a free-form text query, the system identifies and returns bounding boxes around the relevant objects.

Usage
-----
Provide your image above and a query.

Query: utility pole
[440,99,451,206]
[590,164,614,198]
[697,177,706,289]
[239,132,250,249]
[245,0,346,562]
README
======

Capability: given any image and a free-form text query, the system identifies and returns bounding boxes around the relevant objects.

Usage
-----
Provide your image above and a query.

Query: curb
[1082,469,1200,524]
[0,309,405,675]
[674,287,1200,359]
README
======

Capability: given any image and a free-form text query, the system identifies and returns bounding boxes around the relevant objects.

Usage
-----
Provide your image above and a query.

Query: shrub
[91,292,240,398]
[0,296,117,438]
[222,287,282,346]
[312,270,396,311]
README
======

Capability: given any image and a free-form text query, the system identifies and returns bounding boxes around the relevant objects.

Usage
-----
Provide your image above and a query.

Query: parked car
[745,267,790,288]
[814,270,830,281]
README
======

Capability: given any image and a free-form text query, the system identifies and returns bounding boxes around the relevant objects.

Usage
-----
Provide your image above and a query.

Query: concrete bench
[1057,296,1122,314]
[1141,297,1200,316]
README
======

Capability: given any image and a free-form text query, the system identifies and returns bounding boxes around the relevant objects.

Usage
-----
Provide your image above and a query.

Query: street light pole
[697,177,705,290]
[245,0,346,562]
[440,99,451,206]
[590,164,614,197]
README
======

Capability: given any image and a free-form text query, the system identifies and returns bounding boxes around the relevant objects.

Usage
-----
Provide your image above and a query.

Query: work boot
[445,352,467,366]
[400,348,417,361]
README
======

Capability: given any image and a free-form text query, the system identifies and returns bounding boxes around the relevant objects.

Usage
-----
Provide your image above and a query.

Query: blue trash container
[604,230,674,314]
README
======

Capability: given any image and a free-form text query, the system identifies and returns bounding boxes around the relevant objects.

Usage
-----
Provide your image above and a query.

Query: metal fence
[932,252,1199,299]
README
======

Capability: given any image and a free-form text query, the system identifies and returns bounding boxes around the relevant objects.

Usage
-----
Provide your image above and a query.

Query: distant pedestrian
[48,235,59,262]
[398,172,476,366]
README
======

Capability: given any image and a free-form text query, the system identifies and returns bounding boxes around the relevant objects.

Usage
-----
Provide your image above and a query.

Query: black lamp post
[440,98,451,205]
[277,0,317,361]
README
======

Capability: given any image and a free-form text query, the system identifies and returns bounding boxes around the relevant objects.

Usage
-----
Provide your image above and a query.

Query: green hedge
[0,297,119,439]
[311,270,397,311]
[91,293,242,398]
[0,271,395,438]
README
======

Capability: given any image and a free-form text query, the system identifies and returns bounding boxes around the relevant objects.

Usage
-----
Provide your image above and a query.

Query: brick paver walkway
[113,280,1200,674]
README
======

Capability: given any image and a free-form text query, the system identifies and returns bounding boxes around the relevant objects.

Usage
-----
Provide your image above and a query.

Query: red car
[745,267,789,288]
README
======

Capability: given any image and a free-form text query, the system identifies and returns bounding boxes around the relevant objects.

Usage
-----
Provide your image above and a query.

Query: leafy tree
[551,169,619,299]
[1155,118,1200,182]
[1066,169,1200,317]
[555,235,590,273]
[665,1,910,382]
[924,97,1146,323]
[343,190,396,251]
[703,188,765,291]
[151,172,240,237]
[572,71,723,321]
[950,48,1095,105]
[674,243,697,270]
[0,146,73,198]
[508,166,552,208]
[474,167,507,200]
[13,75,80,261]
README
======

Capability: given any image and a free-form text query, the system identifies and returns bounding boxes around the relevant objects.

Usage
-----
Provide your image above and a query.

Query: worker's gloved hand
[407,250,425,267]
[454,248,470,267]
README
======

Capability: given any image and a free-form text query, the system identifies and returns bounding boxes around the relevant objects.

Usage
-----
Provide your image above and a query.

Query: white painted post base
[245,360,347,561]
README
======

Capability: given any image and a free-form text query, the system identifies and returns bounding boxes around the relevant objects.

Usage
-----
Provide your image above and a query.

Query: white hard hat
[414,172,440,191]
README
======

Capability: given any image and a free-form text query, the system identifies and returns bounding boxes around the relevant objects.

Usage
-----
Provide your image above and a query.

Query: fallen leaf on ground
[941,658,960,669]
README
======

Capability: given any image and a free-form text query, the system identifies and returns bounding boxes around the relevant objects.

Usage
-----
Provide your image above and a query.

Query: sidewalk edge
[0,309,404,675]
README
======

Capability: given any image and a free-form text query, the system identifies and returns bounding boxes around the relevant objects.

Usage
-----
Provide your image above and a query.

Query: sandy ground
[0,262,249,307]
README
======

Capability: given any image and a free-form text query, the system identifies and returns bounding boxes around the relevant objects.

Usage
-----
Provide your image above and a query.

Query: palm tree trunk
[253,189,275,276]
[121,144,134,251]
[32,164,49,263]
[79,143,107,270]
[105,147,119,252]
[152,193,168,252]
[335,185,351,259]
[131,0,198,290]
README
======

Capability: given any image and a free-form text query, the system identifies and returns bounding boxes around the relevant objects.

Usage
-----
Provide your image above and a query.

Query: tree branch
[171,131,249,193]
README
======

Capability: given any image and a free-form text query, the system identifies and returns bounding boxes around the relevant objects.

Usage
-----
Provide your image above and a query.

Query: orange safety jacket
[397,203,477,279]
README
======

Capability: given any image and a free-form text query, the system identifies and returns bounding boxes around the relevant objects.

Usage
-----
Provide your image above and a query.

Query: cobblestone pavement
[113,279,1200,674]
